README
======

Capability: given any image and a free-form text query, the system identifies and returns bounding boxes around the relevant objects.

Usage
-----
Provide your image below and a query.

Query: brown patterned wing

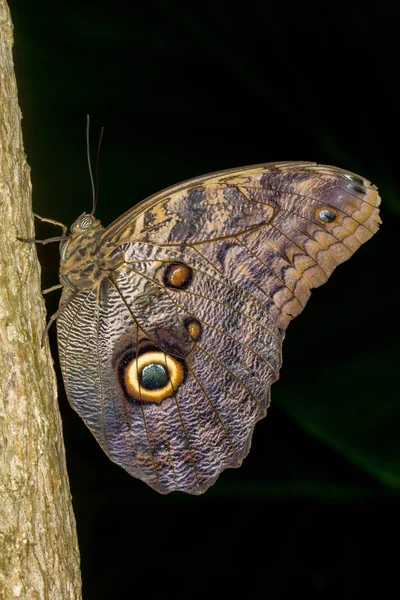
[57,251,281,494]
[104,161,381,330]
[57,162,381,494]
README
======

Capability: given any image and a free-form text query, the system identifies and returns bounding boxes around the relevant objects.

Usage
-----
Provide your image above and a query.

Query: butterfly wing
[58,266,279,494]
[57,162,381,494]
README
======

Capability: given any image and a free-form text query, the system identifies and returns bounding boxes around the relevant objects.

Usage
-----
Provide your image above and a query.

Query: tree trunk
[0,2,82,598]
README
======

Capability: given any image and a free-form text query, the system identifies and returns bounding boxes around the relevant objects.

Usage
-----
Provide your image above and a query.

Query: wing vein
[127,263,280,373]
[108,276,162,490]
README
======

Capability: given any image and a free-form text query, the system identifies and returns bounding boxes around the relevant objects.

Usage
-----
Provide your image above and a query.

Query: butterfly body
[55,162,381,494]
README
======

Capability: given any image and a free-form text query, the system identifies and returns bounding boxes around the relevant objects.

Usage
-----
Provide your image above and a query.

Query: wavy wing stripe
[238,227,312,308]
[234,233,306,310]
[101,162,318,242]
[272,209,352,275]
[124,253,281,347]
[102,162,378,245]
[237,184,375,248]
[126,262,281,373]
[105,277,179,490]
[121,256,281,351]
[109,276,244,493]
[190,343,268,470]
[272,195,375,252]
[185,241,293,336]
[109,275,219,493]
[117,238,282,342]
[109,270,273,493]
[58,289,109,446]
[239,181,378,228]
[167,364,224,493]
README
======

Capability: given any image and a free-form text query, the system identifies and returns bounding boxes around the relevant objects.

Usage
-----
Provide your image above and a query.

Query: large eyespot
[317,208,337,223]
[163,263,193,289]
[121,351,185,403]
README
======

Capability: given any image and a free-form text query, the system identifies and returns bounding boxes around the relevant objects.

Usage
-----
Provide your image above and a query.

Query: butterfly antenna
[86,114,96,214]
[93,126,104,216]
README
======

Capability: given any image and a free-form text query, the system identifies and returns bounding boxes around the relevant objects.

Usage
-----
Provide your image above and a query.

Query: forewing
[106,162,381,331]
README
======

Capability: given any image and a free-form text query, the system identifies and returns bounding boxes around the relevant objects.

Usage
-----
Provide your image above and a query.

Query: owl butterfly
[50,161,381,494]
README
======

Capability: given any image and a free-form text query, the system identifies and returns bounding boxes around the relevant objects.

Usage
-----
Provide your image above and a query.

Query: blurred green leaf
[277,346,400,488]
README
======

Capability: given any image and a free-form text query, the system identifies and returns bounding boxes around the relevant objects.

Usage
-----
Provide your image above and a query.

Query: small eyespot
[163,263,193,289]
[185,318,202,341]
[317,208,336,223]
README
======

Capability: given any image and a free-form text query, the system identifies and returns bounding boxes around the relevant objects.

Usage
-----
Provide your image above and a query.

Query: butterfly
[42,161,381,494]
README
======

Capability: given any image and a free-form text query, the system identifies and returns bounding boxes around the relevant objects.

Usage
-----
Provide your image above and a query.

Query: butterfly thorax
[59,212,113,291]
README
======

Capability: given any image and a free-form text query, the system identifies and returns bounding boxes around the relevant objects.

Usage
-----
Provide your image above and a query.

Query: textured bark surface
[0,2,82,598]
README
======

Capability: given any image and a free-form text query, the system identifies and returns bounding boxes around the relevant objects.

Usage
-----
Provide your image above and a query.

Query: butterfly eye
[163,263,193,289]
[70,213,95,233]
[317,208,337,223]
[78,214,95,230]
[121,351,185,403]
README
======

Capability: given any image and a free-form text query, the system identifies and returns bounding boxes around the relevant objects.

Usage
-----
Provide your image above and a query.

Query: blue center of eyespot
[139,363,169,390]
[318,209,336,223]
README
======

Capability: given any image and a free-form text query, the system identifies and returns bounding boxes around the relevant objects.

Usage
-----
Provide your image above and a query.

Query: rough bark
[0,2,82,598]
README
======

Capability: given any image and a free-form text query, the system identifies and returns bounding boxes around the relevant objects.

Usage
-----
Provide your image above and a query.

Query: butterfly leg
[42,283,64,295]
[33,213,68,237]
[17,214,69,245]
[18,235,69,244]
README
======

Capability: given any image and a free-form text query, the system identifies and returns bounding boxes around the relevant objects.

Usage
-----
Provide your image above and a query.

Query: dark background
[8,1,399,597]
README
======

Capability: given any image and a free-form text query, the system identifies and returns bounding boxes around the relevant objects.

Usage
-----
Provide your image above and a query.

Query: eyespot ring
[122,351,185,403]
[163,263,193,290]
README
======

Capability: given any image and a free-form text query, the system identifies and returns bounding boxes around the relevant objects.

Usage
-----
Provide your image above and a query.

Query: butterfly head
[61,211,104,261]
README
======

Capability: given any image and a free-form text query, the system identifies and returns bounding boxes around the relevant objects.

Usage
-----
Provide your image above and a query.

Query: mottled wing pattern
[57,162,381,494]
